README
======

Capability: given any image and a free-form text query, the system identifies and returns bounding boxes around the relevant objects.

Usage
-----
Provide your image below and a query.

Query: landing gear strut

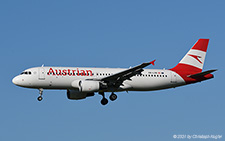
[109,92,117,101]
[37,88,43,101]
[99,92,108,105]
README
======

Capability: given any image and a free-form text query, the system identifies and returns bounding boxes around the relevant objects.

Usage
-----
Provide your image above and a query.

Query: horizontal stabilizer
[187,69,217,78]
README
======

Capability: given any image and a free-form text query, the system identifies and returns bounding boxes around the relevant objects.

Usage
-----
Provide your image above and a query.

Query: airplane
[12,39,216,105]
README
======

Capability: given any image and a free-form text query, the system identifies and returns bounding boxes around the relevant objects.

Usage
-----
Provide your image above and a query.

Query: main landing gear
[109,92,117,101]
[37,88,43,101]
[99,92,108,105]
[99,92,117,105]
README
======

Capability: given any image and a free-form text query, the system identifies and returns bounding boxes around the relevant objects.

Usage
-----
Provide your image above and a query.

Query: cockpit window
[21,71,32,75]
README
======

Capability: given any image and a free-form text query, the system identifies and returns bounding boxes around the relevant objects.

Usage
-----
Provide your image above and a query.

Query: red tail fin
[170,39,209,74]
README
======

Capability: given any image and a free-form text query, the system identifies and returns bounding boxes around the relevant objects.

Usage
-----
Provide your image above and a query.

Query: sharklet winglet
[150,60,156,66]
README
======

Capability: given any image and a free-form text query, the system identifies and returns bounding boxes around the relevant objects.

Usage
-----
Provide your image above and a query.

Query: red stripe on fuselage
[170,64,213,84]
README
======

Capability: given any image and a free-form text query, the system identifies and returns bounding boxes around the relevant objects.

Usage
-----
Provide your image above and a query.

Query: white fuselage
[12,67,186,92]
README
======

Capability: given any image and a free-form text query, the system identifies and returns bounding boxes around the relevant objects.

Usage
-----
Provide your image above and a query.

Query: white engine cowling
[67,89,94,100]
[71,80,100,92]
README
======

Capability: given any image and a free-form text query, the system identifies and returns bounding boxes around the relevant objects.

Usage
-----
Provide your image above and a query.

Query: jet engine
[71,80,100,92]
[67,89,94,100]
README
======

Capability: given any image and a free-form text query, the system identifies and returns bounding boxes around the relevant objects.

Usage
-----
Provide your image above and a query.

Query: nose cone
[12,76,20,86]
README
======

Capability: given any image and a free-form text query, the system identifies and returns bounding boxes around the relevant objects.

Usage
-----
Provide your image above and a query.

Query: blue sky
[0,0,224,140]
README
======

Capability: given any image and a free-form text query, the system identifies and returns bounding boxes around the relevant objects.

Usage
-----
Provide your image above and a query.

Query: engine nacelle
[71,80,100,92]
[67,89,94,100]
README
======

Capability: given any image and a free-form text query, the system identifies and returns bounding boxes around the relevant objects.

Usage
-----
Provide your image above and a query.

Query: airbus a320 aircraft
[12,39,216,105]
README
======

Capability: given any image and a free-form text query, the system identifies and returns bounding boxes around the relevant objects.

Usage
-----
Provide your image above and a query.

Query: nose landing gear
[37,88,43,101]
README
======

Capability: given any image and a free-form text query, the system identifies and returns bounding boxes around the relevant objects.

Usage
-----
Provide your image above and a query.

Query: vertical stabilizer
[170,39,209,74]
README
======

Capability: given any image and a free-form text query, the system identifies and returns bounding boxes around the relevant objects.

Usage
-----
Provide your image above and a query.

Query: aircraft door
[38,67,45,80]
[170,72,177,83]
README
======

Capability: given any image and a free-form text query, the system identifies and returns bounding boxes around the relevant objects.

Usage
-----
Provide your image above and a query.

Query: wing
[100,60,156,88]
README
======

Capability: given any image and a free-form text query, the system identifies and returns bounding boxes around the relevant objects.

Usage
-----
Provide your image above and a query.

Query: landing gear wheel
[37,88,43,101]
[37,96,43,101]
[109,93,117,101]
[99,92,108,105]
[101,98,108,105]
